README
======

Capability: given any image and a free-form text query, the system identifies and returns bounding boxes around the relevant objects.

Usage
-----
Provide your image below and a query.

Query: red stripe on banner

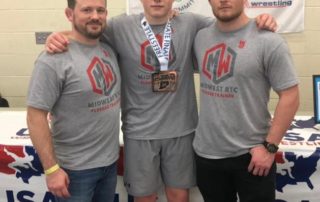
[0,145,25,175]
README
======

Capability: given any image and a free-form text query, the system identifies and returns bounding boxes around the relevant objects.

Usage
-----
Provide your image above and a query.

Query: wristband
[44,164,60,175]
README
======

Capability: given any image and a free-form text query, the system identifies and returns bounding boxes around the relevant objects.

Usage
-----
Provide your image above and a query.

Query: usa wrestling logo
[275,117,320,202]
[246,0,293,8]
[0,143,55,201]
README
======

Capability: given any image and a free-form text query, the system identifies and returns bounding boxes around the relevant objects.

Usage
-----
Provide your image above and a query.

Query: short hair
[67,0,77,9]
[67,0,107,9]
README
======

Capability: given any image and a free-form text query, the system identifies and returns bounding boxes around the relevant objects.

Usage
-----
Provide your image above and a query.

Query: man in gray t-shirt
[193,0,299,201]
[101,11,210,202]
[27,0,121,201]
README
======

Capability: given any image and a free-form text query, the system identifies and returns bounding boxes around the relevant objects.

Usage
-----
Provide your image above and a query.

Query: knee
[134,194,157,202]
[166,188,189,202]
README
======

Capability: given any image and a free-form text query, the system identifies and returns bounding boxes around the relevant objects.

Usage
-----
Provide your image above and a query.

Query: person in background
[45,0,277,201]
[193,0,300,201]
[0,93,9,107]
[26,0,121,201]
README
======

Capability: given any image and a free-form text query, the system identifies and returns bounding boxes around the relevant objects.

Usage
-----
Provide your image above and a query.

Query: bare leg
[165,187,189,202]
[134,194,158,202]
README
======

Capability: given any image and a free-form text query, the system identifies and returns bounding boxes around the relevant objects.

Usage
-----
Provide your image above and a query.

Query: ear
[65,8,74,22]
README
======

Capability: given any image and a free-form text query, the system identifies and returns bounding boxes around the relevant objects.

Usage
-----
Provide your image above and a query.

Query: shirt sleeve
[264,36,299,92]
[27,54,62,111]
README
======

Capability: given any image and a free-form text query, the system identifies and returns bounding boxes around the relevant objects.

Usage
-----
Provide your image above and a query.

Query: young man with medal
[45,0,277,201]
[193,0,299,201]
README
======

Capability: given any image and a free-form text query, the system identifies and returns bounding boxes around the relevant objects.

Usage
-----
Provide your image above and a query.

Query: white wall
[0,0,319,114]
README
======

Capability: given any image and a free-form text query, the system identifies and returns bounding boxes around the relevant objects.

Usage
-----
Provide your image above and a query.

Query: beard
[74,19,105,39]
[213,9,243,23]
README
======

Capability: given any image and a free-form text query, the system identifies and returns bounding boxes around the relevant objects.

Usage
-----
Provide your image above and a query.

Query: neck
[217,14,250,32]
[144,14,169,25]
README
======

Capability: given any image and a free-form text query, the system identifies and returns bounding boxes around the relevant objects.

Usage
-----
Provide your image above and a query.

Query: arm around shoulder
[45,31,71,54]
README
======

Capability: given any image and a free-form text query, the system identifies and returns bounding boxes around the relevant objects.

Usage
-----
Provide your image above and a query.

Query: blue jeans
[55,162,117,202]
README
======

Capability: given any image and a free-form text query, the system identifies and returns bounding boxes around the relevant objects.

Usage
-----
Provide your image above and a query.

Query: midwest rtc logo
[140,35,176,73]
[87,55,117,96]
[202,43,236,84]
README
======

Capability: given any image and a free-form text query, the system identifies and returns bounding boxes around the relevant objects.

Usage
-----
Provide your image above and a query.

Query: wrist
[44,164,60,176]
[263,140,279,154]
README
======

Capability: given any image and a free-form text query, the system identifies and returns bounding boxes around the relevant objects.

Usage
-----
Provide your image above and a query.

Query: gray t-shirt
[102,13,212,140]
[193,20,299,159]
[27,40,121,170]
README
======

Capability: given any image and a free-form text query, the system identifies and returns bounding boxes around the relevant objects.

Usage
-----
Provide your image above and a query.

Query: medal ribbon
[141,17,172,71]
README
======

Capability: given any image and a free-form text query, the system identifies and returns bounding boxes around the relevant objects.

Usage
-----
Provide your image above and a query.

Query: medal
[152,70,178,92]
[141,17,178,92]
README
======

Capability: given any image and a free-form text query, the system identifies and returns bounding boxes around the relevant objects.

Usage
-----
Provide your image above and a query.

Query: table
[1,110,320,202]
[0,110,130,202]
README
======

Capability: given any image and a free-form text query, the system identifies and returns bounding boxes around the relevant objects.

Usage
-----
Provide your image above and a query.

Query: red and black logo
[87,56,117,96]
[202,43,236,84]
[140,34,176,72]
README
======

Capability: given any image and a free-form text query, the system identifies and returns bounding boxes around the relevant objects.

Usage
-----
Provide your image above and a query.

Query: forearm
[266,85,299,144]
[27,107,57,170]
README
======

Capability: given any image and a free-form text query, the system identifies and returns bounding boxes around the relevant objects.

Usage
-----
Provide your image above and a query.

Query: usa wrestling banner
[127,0,305,33]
